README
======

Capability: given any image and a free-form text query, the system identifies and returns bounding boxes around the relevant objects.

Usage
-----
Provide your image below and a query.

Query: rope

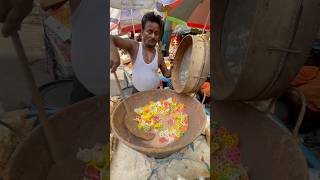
[202,11,210,34]
[291,87,306,139]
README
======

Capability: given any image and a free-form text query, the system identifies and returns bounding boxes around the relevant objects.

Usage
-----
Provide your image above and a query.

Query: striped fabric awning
[164,0,210,31]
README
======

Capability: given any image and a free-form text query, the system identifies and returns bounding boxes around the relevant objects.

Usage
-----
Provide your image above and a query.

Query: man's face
[142,21,160,48]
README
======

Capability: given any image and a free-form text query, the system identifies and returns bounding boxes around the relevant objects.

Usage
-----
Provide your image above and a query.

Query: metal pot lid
[212,0,320,101]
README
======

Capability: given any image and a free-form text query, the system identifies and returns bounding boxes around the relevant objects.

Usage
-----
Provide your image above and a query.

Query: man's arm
[158,49,171,78]
[159,60,171,78]
[110,35,138,72]
[110,39,120,72]
[110,35,138,56]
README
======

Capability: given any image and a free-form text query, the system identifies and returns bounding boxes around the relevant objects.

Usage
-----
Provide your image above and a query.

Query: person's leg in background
[70,77,95,104]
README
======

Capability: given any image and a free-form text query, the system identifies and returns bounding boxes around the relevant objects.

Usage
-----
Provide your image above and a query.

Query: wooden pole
[11,32,60,163]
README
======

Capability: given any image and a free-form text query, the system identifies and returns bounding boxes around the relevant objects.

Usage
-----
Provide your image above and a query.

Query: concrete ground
[0,7,54,111]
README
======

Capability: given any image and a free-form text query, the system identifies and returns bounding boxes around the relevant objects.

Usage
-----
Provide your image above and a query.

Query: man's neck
[142,43,155,52]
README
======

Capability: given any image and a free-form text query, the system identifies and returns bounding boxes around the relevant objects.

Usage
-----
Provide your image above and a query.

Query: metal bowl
[111,89,207,158]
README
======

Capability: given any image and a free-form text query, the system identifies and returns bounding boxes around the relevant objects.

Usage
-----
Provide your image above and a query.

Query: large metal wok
[111,89,207,158]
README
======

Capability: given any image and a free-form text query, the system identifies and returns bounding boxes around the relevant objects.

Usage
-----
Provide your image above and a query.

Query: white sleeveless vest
[132,42,160,91]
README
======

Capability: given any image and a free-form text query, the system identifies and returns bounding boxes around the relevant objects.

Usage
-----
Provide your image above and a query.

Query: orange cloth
[291,66,320,112]
[291,66,319,86]
[201,82,210,97]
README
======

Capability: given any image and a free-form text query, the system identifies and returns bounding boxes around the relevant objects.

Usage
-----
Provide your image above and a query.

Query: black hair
[141,12,162,30]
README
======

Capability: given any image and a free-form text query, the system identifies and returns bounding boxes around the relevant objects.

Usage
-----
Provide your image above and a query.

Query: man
[0,0,107,103]
[110,12,171,93]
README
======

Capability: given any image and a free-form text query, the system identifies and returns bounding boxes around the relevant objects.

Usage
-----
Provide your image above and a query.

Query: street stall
[1,0,320,180]
[108,0,320,180]
[108,1,212,179]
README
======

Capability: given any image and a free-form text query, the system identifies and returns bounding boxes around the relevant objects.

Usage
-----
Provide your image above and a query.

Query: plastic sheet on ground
[110,135,210,180]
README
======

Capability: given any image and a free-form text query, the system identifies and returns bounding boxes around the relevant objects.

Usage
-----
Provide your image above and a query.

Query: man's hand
[159,46,171,78]
[0,0,33,37]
